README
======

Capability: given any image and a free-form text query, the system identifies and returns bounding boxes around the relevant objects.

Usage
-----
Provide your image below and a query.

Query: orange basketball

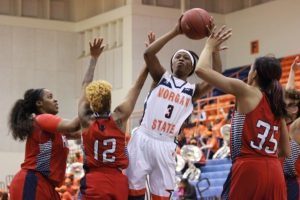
[180,8,212,40]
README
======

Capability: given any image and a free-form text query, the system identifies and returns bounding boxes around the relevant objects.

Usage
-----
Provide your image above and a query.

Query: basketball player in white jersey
[126,21,226,200]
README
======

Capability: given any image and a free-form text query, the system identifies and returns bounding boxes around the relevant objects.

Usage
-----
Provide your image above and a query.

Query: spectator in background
[0,190,8,200]
[188,138,206,166]
[200,131,219,159]
[75,151,83,163]
[285,90,300,125]
[226,101,235,122]
[199,104,207,122]
[284,57,300,125]
[282,56,300,200]
[177,179,197,200]
[190,109,200,123]
[213,124,231,159]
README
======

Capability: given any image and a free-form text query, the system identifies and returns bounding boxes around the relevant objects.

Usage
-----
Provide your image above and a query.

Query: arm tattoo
[82,57,97,85]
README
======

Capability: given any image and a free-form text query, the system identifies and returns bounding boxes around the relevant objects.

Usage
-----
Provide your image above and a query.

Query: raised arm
[144,23,181,82]
[278,118,291,157]
[195,26,250,98]
[78,38,105,128]
[57,117,80,133]
[210,19,227,74]
[63,130,82,140]
[145,32,158,91]
[35,114,81,138]
[113,67,148,125]
[193,46,224,101]
[286,56,300,90]
[113,33,156,128]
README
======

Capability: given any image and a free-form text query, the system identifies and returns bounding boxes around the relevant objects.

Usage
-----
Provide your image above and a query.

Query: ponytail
[264,80,286,118]
[255,57,286,118]
[8,89,44,141]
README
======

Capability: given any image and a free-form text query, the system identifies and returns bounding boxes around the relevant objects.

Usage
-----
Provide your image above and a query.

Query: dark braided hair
[170,49,199,77]
[254,57,286,118]
[9,88,44,141]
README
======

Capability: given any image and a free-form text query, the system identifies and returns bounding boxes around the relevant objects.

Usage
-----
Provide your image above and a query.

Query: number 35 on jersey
[250,120,279,154]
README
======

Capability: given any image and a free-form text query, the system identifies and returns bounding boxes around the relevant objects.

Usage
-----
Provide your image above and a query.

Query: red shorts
[79,167,128,200]
[222,157,287,200]
[9,169,60,200]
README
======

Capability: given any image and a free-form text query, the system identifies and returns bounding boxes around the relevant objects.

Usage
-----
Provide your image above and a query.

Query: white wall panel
[35,29,57,71]
[0,25,13,72]
[113,47,122,89]
[12,27,36,70]
[105,49,114,84]
[225,0,300,68]
[97,52,107,80]
[57,32,77,71]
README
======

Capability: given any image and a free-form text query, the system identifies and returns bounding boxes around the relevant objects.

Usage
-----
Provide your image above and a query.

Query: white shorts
[126,127,177,197]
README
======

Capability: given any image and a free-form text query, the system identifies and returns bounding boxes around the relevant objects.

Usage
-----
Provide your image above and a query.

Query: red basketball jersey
[81,116,128,170]
[230,94,281,161]
[222,94,287,200]
[21,114,69,187]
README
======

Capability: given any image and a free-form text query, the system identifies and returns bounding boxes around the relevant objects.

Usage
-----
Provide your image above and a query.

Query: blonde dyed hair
[85,80,112,113]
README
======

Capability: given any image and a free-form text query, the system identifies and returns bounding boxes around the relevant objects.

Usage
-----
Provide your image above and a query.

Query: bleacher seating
[279,54,300,89]
[212,65,250,96]
[171,158,232,200]
[195,94,235,123]
[200,164,232,173]
[194,158,232,199]
[195,65,250,123]
[205,159,231,165]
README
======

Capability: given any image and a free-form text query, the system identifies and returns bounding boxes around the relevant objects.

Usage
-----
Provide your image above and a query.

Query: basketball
[180,8,211,40]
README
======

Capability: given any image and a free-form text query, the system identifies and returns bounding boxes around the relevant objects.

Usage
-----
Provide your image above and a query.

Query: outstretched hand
[207,17,215,35]
[206,18,227,52]
[172,15,184,35]
[206,25,232,52]
[145,32,156,47]
[292,56,300,71]
[90,38,105,59]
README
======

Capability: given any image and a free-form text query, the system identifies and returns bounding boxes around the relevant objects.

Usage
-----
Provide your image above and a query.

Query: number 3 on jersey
[94,138,116,162]
[250,120,278,154]
[165,104,174,119]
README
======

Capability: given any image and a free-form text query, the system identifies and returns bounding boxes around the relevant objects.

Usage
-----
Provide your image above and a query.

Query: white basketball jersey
[140,71,195,138]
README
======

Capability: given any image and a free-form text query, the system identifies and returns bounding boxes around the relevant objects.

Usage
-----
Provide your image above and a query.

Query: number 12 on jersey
[94,138,116,162]
[250,120,278,154]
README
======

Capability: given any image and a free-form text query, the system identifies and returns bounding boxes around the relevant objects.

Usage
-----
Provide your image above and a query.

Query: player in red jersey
[8,89,81,199]
[283,56,300,200]
[77,36,151,200]
[195,26,290,200]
